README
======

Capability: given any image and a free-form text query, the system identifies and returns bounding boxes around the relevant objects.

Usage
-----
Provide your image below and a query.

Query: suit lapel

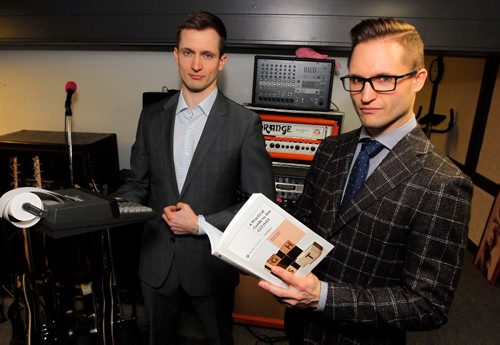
[162,94,181,196]
[329,130,360,223]
[179,93,227,197]
[332,127,430,234]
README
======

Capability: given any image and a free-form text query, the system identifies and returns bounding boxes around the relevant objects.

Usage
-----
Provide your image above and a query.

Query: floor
[1,252,498,345]
[0,291,287,345]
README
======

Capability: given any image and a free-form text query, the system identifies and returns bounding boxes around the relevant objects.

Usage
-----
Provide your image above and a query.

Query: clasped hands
[163,202,199,235]
[258,266,322,309]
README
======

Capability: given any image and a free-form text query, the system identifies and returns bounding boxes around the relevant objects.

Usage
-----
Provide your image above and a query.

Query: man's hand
[258,266,321,309]
[163,202,199,235]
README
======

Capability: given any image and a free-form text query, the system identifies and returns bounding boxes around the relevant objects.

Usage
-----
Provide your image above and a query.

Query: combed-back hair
[348,18,425,69]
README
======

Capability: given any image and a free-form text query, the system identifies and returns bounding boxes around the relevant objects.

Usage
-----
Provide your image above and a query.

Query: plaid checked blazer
[286,126,473,345]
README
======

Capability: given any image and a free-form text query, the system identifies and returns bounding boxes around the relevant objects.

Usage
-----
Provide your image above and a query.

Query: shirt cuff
[315,281,328,312]
[197,215,206,235]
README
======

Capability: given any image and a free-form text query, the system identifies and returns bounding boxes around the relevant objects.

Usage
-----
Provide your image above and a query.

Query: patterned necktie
[340,139,384,209]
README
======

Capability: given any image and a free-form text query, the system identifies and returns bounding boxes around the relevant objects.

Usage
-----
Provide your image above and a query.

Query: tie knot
[360,139,384,158]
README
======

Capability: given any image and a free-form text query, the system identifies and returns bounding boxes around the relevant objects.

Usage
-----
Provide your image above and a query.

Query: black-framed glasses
[340,70,418,92]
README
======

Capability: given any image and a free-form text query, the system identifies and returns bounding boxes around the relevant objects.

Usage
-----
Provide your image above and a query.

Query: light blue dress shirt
[174,88,218,235]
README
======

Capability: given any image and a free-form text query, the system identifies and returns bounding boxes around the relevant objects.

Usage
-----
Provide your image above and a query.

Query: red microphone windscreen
[65,81,77,93]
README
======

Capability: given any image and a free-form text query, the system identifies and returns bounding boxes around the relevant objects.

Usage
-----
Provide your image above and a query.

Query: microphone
[64,81,77,185]
[65,81,77,116]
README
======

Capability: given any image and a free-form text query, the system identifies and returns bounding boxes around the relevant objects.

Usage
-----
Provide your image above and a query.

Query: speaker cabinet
[0,130,120,194]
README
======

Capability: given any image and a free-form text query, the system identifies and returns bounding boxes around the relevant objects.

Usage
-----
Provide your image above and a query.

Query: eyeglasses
[340,70,418,92]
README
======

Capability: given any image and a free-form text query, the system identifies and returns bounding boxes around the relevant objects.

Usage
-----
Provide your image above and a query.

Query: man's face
[348,38,427,137]
[174,28,227,97]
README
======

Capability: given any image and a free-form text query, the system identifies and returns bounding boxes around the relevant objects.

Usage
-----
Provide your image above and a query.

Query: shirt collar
[175,87,218,117]
[360,116,417,150]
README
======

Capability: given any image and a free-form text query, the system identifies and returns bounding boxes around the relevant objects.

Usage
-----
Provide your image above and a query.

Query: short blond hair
[348,18,425,70]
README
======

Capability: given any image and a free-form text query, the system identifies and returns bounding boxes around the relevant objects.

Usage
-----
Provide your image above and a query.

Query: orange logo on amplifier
[259,114,339,161]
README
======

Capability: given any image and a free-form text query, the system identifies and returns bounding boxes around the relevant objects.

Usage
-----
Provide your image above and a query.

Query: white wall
[0,50,359,169]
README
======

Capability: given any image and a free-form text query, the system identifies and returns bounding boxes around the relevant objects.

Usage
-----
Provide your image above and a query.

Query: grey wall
[0,50,356,170]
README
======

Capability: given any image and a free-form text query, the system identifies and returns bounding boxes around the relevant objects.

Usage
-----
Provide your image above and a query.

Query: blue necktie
[341,139,384,209]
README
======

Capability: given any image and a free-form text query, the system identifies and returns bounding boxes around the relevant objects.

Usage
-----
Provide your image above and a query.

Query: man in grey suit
[114,11,275,345]
[258,18,473,344]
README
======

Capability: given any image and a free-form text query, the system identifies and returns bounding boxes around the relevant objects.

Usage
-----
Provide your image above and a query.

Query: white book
[202,193,333,288]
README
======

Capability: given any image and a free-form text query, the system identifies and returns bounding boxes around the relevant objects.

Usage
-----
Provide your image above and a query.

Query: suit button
[170,237,175,243]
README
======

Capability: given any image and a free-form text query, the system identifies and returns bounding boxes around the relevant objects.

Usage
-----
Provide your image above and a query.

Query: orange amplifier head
[259,114,339,161]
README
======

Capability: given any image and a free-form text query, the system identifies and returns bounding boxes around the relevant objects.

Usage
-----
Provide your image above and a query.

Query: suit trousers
[141,264,235,345]
[284,308,406,345]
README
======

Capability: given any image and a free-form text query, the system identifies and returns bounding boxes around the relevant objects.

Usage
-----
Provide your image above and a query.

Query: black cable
[329,101,340,111]
[1,284,14,298]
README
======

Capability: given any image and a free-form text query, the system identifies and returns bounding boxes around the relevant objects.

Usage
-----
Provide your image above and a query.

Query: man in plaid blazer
[259,18,473,344]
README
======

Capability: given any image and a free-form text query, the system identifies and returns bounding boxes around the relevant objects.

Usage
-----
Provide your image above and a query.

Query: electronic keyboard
[36,188,156,238]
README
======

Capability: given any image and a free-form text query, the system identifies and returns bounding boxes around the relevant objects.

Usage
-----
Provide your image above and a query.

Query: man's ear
[413,68,428,92]
[218,54,228,71]
[173,47,179,65]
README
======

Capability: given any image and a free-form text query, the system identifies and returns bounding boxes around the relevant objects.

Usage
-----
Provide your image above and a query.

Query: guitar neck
[9,156,19,189]
[33,155,43,188]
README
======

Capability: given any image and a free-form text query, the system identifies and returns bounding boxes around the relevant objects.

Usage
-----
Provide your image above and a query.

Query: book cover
[202,193,333,288]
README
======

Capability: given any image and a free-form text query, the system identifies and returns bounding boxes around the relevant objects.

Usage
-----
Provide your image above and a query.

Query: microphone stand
[65,99,74,187]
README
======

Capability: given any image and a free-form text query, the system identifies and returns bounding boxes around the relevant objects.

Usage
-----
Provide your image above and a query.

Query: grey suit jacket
[288,126,473,344]
[114,92,275,295]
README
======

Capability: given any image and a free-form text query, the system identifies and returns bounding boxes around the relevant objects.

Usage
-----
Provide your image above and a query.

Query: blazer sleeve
[112,107,151,204]
[322,166,473,331]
